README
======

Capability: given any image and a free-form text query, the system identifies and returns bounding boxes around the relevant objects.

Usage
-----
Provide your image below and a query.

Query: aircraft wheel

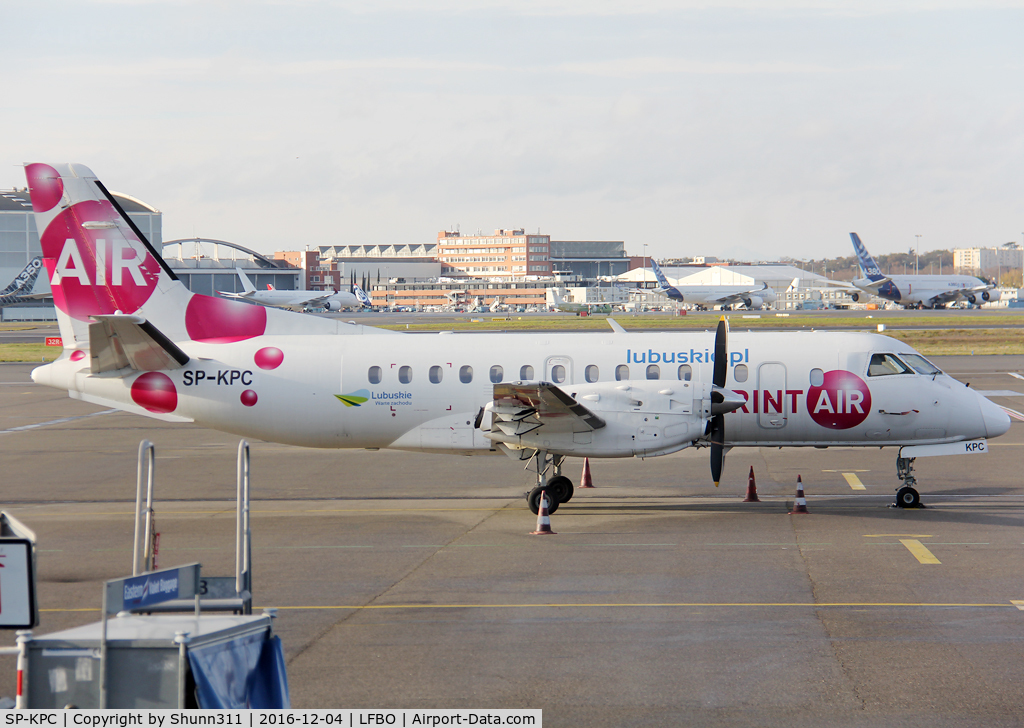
[527,486,560,515]
[895,486,920,508]
[546,475,574,503]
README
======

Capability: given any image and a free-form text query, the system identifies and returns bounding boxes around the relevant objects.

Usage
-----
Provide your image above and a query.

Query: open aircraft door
[757,362,788,429]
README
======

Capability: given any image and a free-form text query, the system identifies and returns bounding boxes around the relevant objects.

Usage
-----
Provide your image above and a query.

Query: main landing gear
[526,451,575,515]
[892,455,922,508]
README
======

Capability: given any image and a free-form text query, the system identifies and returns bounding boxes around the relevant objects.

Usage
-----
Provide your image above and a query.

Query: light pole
[915,234,921,275]
[643,244,648,290]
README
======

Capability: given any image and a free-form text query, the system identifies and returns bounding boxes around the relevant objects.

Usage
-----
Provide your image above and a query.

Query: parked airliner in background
[24,164,1011,514]
[0,256,47,306]
[848,233,998,309]
[551,290,614,314]
[650,260,776,310]
[219,267,371,311]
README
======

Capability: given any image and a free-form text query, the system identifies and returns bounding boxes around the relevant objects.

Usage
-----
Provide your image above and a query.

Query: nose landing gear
[892,455,922,508]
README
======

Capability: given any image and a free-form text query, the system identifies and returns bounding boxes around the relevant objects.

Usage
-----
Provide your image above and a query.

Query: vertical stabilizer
[849,233,885,281]
[235,267,257,293]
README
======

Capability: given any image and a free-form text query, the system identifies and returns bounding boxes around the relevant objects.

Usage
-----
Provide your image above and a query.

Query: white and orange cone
[580,458,594,488]
[789,475,809,514]
[742,466,760,502]
[530,491,557,535]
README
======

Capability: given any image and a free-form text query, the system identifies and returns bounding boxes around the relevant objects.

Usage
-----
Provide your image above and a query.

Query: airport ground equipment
[0,512,39,708]
[130,440,253,614]
[21,608,285,708]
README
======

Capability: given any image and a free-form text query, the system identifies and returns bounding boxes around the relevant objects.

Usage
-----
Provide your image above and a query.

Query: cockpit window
[901,353,943,376]
[868,353,912,377]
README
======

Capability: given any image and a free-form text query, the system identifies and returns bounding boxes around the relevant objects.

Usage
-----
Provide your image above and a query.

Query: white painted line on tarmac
[1008,373,1024,381]
[0,409,117,433]
[1002,407,1024,422]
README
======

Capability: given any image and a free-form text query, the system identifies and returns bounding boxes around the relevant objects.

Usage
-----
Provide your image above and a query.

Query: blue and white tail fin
[849,233,884,281]
[650,259,671,288]
[649,259,682,301]
[353,284,372,308]
[1,257,43,297]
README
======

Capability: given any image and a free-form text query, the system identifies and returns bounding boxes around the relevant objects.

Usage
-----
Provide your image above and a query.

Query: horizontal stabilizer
[88,314,190,374]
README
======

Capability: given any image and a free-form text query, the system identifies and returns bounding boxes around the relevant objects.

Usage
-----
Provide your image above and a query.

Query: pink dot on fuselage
[25,164,64,212]
[185,294,267,343]
[70,350,86,361]
[254,347,284,370]
[131,372,178,414]
[241,390,258,407]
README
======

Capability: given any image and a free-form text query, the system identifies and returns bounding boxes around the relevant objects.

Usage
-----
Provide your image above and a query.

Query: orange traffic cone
[743,466,760,502]
[789,475,809,514]
[580,458,595,488]
[530,491,557,535]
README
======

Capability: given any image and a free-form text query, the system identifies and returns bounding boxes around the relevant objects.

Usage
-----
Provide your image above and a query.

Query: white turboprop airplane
[848,233,999,309]
[25,164,1012,513]
[219,267,371,311]
[650,260,776,310]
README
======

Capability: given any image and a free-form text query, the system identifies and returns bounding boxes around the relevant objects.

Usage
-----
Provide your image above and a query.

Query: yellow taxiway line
[842,473,867,490]
[900,539,942,564]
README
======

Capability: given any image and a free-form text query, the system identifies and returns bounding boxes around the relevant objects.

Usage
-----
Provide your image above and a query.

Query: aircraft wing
[88,314,190,374]
[700,285,769,305]
[490,382,606,435]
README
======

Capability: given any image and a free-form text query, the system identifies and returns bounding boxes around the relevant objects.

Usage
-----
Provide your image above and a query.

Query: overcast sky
[5,1,1023,261]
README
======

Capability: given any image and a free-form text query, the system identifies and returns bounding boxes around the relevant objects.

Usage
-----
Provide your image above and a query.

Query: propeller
[709,317,728,485]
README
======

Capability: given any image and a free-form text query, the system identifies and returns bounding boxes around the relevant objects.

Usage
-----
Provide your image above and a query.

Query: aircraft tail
[353,284,372,308]
[785,277,800,293]
[849,233,884,281]
[0,257,43,296]
[650,259,671,289]
[24,163,333,353]
[235,267,257,293]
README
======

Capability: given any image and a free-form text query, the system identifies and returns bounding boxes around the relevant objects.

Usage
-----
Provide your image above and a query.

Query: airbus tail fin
[353,284,372,308]
[234,267,257,293]
[650,259,671,289]
[849,233,884,281]
[1,257,43,296]
[786,277,800,293]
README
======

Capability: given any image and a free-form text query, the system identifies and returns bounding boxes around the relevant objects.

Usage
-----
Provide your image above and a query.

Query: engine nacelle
[967,294,976,305]
[323,300,343,311]
[744,296,763,310]
[850,292,860,303]
[481,380,712,458]
[982,289,999,302]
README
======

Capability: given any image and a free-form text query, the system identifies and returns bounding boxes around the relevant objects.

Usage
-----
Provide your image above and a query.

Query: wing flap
[89,314,190,374]
[492,381,606,433]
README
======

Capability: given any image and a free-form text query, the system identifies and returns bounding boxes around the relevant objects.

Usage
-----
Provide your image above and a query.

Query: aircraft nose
[978,394,1011,439]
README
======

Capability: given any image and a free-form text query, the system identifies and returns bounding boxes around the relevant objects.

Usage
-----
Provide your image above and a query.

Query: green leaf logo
[335,389,370,407]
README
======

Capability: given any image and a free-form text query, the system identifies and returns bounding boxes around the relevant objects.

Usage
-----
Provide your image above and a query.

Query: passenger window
[368,366,382,384]
[868,353,912,377]
[646,364,660,380]
[490,365,503,383]
[551,365,566,383]
[585,364,599,383]
[809,368,824,387]
[398,365,412,384]
[520,365,534,380]
[460,365,473,383]
[734,364,748,383]
[615,364,629,381]
[429,365,443,384]
[677,364,691,381]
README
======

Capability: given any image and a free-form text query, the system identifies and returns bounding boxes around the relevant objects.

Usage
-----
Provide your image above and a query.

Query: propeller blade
[710,414,724,486]
[713,316,728,388]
